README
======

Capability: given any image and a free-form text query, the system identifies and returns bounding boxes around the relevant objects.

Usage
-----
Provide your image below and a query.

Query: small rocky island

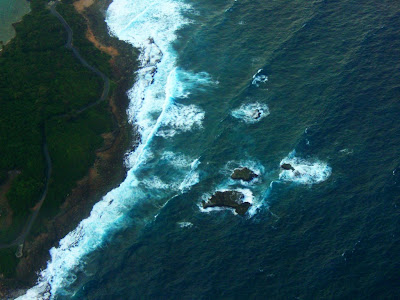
[231,167,258,182]
[202,191,251,216]
[281,163,295,171]
[252,109,262,120]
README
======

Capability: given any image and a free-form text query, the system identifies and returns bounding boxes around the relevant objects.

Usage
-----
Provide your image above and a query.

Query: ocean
[0,0,30,44]
[19,0,400,298]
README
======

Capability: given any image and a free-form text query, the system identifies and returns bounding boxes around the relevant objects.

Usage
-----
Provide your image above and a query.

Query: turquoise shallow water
[20,0,400,298]
[0,0,30,43]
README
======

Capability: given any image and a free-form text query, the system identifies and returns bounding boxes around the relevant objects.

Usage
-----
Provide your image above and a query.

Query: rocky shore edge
[0,0,139,296]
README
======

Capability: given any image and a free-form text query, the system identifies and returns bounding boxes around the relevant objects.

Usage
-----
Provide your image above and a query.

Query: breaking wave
[231,102,270,123]
[252,68,268,86]
[279,150,332,185]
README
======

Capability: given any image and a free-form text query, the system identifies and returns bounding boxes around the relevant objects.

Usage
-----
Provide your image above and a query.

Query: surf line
[18,0,196,297]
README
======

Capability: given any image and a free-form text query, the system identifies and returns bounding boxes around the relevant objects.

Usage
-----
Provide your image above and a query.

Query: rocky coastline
[0,0,138,296]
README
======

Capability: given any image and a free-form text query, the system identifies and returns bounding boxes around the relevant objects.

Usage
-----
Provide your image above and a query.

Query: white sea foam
[339,148,353,155]
[156,68,214,138]
[279,150,332,184]
[18,0,204,298]
[177,221,193,228]
[252,69,268,86]
[161,151,191,168]
[171,69,214,98]
[179,172,200,191]
[106,0,203,169]
[179,158,201,191]
[235,188,254,204]
[125,147,154,169]
[232,187,263,217]
[157,103,205,138]
[231,102,270,124]
[142,176,177,190]
[199,205,235,214]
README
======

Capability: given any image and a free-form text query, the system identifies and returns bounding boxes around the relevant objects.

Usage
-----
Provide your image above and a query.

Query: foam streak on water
[18,0,207,298]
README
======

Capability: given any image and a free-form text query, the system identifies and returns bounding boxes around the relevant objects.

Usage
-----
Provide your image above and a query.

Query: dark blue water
[21,0,400,299]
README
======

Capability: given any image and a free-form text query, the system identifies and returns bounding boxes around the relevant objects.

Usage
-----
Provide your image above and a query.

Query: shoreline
[0,0,138,296]
[0,0,31,48]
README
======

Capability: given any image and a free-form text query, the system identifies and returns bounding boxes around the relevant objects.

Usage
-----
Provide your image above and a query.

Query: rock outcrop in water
[202,191,251,216]
[281,163,295,171]
[252,109,262,120]
[231,167,258,182]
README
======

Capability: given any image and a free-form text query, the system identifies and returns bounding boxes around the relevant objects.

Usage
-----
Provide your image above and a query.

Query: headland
[0,0,138,296]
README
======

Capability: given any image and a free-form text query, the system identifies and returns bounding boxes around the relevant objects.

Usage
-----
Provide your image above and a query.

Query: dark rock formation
[252,109,262,119]
[202,191,251,216]
[231,167,258,182]
[281,163,295,171]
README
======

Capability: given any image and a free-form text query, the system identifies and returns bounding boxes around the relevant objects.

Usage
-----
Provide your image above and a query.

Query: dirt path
[86,26,119,57]
[74,0,120,58]
[73,0,95,13]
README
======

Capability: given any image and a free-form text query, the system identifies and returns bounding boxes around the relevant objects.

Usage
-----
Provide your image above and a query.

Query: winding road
[50,2,110,111]
[0,1,111,253]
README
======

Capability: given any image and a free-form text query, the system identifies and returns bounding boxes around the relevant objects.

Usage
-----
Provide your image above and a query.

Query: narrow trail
[0,1,111,252]
[50,1,110,112]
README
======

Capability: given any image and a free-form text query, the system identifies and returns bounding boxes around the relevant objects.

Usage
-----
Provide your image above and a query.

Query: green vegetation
[0,171,8,185]
[44,102,113,214]
[0,0,116,274]
[56,1,112,76]
[0,248,18,277]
